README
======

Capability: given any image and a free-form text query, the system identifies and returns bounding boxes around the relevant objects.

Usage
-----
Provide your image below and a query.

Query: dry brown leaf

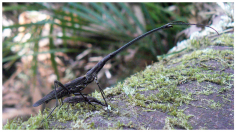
[3,92,21,100]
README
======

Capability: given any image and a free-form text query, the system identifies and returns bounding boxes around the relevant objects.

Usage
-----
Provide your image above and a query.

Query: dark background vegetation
[2,2,220,125]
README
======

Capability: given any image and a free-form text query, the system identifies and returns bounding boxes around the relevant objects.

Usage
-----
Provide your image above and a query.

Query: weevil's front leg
[94,77,108,107]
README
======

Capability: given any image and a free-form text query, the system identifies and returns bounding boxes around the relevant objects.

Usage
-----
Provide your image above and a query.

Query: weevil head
[165,23,173,29]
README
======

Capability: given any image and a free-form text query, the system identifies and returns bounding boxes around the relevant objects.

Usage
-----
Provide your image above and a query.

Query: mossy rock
[3,33,234,130]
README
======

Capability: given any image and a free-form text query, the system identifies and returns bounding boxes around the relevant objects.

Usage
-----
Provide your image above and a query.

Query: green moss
[71,119,90,129]
[134,99,146,107]
[215,34,234,47]
[3,118,23,130]
[201,99,222,110]
[164,109,194,130]
[135,93,145,100]
[3,110,46,130]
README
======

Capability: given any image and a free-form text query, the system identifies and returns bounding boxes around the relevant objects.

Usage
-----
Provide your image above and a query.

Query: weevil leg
[77,90,96,109]
[41,104,63,124]
[54,80,72,106]
[54,80,72,94]
[43,80,69,124]
[41,81,62,124]
[87,96,106,106]
[53,81,60,107]
[94,77,108,107]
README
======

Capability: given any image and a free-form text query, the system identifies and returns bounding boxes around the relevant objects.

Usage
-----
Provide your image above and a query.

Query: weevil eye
[165,24,173,28]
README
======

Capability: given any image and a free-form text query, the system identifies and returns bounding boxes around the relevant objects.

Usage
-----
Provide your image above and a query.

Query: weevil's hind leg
[41,80,68,124]
[42,80,68,124]
[94,77,108,107]
[41,104,63,124]
[54,80,72,94]
[54,80,71,106]
[53,81,60,107]
[41,81,61,124]
[76,91,96,109]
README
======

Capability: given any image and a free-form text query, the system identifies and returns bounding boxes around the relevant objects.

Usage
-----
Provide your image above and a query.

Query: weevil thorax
[66,75,90,93]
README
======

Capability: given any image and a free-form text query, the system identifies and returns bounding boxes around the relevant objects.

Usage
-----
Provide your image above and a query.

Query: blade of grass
[68,3,120,33]
[141,4,164,55]
[58,35,123,48]
[61,18,67,48]
[118,3,145,33]
[3,3,45,11]
[69,11,76,48]
[53,21,129,41]
[2,48,80,63]
[2,19,54,30]
[49,21,59,80]
[52,6,131,40]
[63,6,99,25]
[105,2,136,33]
[144,3,169,22]
[144,3,187,22]
[3,36,51,51]
[89,3,127,33]
[32,25,42,77]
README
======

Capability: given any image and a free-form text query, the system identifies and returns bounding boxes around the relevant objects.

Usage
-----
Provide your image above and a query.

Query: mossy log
[4,33,234,130]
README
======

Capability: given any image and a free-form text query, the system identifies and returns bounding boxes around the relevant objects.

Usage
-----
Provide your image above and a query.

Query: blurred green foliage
[2,3,192,80]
